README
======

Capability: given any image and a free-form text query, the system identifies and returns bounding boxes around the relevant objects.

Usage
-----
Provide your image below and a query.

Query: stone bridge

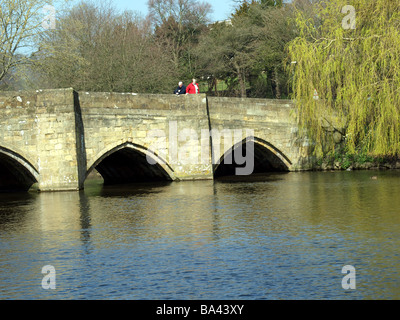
[0,88,311,192]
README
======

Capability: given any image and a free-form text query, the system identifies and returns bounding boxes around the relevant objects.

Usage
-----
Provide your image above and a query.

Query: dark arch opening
[0,151,38,192]
[214,138,290,179]
[89,147,173,186]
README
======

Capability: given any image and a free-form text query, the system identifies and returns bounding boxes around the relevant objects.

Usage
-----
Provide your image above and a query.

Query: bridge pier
[35,89,87,191]
[0,89,86,192]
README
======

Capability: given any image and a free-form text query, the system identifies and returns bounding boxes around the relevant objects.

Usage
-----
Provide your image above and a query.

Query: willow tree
[287,0,400,157]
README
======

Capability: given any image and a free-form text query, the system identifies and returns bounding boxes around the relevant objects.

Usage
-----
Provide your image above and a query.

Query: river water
[0,170,399,300]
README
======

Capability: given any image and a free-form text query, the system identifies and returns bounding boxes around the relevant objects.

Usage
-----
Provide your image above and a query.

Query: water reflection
[0,171,399,299]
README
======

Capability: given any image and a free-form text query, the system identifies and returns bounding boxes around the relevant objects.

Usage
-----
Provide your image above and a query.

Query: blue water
[0,171,399,299]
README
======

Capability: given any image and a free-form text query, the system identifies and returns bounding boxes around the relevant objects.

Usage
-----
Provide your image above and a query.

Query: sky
[110,0,237,22]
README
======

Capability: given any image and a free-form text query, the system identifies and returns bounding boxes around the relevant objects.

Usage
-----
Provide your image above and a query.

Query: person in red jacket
[186,78,200,94]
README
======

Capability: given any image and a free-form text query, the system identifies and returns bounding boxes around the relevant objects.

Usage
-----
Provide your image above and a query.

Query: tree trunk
[274,66,281,99]
[234,62,246,98]
[0,69,6,82]
[239,72,246,98]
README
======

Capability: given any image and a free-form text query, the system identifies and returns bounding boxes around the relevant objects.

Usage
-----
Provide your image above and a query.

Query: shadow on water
[0,189,38,206]
[214,171,290,183]
[0,190,39,233]
[84,178,173,198]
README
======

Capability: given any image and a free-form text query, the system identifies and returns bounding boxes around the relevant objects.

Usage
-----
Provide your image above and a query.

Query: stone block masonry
[0,88,85,191]
[0,89,310,192]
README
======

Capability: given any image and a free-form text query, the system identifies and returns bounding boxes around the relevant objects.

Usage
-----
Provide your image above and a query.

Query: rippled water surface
[0,171,400,300]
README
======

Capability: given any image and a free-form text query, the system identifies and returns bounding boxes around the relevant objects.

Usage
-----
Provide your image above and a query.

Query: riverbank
[315,157,400,171]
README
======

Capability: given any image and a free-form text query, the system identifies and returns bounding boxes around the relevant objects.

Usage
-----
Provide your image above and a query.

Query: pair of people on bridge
[174,79,200,95]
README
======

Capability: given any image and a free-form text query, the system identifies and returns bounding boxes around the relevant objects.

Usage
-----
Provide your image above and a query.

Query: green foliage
[287,0,400,158]
[353,153,374,165]
[196,1,296,98]
[150,0,212,81]
[260,0,283,8]
[232,0,258,18]
[233,0,283,17]
[316,144,395,170]
[0,0,299,100]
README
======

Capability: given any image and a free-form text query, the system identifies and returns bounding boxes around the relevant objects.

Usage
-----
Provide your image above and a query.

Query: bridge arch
[0,146,39,192]
[213,136,292,178]
[86,142,176,185]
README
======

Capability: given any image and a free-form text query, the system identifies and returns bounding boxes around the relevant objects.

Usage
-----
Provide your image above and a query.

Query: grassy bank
[314,150,400,171]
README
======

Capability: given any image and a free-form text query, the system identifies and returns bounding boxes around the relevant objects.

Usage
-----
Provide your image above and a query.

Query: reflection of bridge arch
[86,142,176,185]
[214,137,292,178]
[0,146,39,192]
